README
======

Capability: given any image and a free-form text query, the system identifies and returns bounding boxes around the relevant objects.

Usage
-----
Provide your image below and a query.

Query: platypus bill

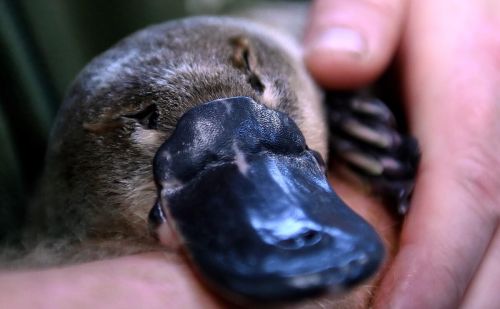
[149,96,384,300]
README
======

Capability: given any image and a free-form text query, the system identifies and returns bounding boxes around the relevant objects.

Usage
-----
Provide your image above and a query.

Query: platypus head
[36,16,385,301]
[150,96,384,301]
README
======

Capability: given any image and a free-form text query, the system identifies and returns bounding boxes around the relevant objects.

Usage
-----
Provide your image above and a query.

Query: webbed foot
[328,92,420,215]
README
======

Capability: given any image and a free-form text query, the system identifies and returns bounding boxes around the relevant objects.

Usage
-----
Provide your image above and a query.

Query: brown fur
[21,16,325,266]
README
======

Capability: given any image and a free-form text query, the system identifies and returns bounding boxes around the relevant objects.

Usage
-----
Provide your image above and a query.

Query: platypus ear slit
[229,36,253,70]
[229,36,265,93]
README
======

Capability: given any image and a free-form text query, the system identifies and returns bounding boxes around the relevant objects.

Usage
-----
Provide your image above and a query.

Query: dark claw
[328,92,420,215]
[340,118,402,149]
[348,96,395,124]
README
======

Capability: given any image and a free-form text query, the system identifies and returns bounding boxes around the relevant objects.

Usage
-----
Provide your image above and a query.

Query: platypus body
[17,8,418,307]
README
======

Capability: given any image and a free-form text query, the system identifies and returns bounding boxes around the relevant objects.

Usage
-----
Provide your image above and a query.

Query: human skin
[0,177,397,309]
[0,252,225,309]
[305,0,500,308]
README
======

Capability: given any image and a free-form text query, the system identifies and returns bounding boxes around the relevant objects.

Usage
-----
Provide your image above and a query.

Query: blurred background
[0,0,306,243]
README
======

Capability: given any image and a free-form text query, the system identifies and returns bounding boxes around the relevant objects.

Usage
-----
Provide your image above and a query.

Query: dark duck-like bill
[149,96,384,301]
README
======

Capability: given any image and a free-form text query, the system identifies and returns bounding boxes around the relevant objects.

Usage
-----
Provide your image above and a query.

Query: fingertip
[304,0,407,89]
[304,32,378,89]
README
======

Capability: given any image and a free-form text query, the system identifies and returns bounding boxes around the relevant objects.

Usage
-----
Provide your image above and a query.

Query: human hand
[305,0,500,308]
[0,252,224,309]
[0,176,395,309]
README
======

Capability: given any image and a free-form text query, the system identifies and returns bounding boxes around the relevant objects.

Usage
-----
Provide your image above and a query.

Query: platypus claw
[328,93,420,215]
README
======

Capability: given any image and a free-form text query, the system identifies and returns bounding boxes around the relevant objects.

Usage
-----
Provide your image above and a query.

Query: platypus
[20,10,418,308]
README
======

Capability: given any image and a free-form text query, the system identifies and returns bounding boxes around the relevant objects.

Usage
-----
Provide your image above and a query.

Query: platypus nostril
[276,229,323,249]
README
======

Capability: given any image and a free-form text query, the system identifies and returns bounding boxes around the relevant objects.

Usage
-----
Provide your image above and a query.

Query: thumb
[304,0,408,89]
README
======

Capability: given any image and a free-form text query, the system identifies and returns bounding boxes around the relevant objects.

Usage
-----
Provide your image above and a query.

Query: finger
[374,0,500,308]
[461,227,500,309]
[374,169,497,308]
[0,252,225,309]
[303,0,408,89]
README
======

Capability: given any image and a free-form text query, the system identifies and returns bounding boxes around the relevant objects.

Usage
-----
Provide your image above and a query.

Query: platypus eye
[123,104,159,130]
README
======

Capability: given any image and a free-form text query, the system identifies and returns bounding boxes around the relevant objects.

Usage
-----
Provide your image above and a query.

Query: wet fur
[18,16,325,266]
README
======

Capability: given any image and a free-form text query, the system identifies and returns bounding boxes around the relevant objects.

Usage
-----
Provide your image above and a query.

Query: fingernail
[307,27,367,58]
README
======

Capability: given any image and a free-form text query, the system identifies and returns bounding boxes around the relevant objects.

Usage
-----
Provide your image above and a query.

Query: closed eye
[123,104,159,130]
